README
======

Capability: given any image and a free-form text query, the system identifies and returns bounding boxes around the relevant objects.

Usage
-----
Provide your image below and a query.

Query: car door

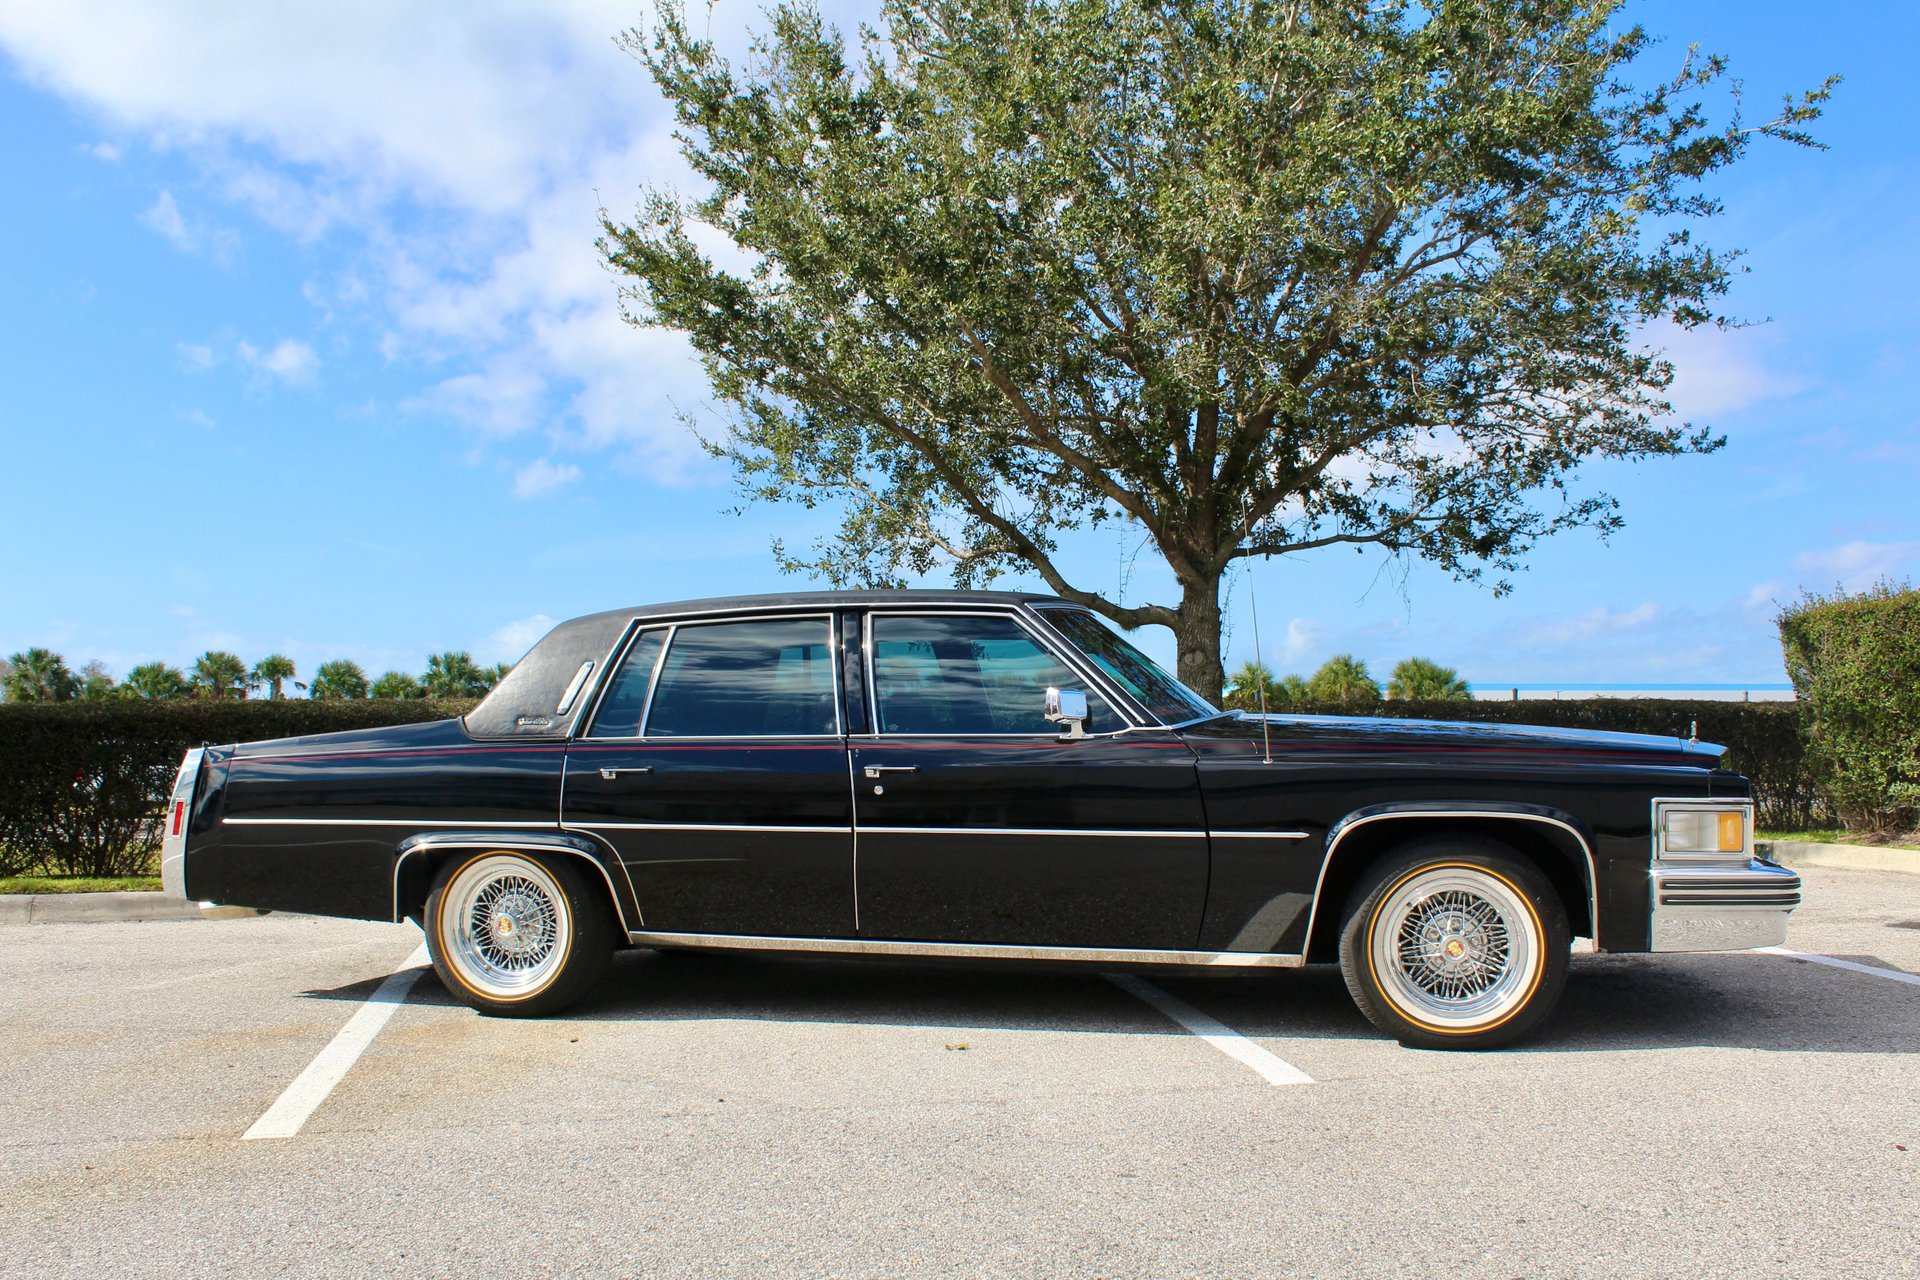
[850,609,1210,950]
[562,614,855,938]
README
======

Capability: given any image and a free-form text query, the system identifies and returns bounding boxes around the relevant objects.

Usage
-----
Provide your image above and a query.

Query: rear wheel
[425,850,613,1017]
[1339,839,1569,1050]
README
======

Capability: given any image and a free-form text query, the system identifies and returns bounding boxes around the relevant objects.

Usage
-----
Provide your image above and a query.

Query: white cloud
[1653,323,1804,421]
[1790,541,1920,592]
[237,338,318,385]
[1278,617,1323,667]
[511,458,582,500]
[86,139,120,161]
[479,613,559,664]
[139,189,188,245]
[138,188,236,261]
[175,341,215,371]
[1516,602,1661,649]
[176,407,215,429]
[0,2,717,492]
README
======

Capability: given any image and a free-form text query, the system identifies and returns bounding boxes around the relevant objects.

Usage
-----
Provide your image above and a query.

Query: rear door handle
[598,767,653,780]
[862,765,917,779]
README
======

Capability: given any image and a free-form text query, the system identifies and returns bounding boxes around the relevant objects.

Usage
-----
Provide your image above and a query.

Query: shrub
[0,700,477,878]
[1778,582,1920,832]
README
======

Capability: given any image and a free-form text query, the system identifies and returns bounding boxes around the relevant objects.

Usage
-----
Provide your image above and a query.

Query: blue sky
[1,1,1914,691]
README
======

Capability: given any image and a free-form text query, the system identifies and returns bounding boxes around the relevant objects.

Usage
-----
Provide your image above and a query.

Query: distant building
[1469,684,1794,703]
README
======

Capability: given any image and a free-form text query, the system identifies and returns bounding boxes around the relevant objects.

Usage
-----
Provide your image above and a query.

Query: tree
[252,654,297,700]
[122,662,190,700]
[371,671,423,700]
[309,659,370,701]
[1387,657,1472,701]
[190,651,250,700]
[1222,660,1275,713]
[78,661,117,701]
[607,0,1833,694]
[4,648,79,702]
[1308,655,1380,706]
[421,651,492,698]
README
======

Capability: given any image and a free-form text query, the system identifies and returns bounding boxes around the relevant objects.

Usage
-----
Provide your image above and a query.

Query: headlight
[1654,802,1751,860]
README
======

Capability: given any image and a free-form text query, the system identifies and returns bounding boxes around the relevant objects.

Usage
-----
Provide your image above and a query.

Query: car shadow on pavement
[302,945,1918,1055]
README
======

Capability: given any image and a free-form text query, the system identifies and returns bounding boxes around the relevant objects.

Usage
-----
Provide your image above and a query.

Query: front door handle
[862,765,917,779]
[598,767,653,780]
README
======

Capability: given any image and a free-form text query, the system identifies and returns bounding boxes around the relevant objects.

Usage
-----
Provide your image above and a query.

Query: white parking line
[1106,973,1313,1087]
[243,944,430,1140]
[1759,946,1920,988]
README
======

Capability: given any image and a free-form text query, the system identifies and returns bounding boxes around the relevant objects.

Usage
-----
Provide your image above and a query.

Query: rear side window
[585,629,666,739]
[644,618,839,737]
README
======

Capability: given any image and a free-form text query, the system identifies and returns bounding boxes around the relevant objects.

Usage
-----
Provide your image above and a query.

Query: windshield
[1034,607,1220,725]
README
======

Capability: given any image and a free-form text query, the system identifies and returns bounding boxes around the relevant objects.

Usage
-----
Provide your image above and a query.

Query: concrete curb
[1762,840,1920,877]
[0,891,219,925]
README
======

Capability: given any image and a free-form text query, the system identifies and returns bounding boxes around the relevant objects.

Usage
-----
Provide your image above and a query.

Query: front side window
[870,614,1115,735]
[644,618,838,737]
[1035,607,1217,724]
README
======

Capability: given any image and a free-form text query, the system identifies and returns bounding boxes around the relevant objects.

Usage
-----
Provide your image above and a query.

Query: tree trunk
[1172,575,1226,703]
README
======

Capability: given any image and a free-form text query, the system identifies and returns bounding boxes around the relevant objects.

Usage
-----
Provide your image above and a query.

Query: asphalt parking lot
[3,865,1916,1279]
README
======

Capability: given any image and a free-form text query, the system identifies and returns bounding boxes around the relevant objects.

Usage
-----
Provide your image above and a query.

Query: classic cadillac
[160,591,1801,1049]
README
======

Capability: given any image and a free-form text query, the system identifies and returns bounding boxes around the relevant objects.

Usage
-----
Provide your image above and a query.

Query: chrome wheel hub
[1371,867,1539,1029]
[441,856,571,999]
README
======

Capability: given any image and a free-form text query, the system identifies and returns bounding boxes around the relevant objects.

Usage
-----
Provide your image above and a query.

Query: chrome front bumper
[1648,858,1802,952]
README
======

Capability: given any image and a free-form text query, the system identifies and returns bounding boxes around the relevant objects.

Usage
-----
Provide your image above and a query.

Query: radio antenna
[1243,542,1274,766]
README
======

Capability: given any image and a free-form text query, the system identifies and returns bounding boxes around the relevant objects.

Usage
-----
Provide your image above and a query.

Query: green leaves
[607,0,1832,689]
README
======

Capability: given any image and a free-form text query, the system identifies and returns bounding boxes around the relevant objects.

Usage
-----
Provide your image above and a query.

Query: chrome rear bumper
[1649,859,1801,952]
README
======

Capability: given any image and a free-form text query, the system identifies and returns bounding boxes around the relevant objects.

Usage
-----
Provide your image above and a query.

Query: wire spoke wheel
[1368,864,1543,1032]
[439,854,574,1001]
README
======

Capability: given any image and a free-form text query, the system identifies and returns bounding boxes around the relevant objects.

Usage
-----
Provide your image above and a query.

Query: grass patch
[1760,830,1920,853]
[0,875,163,895]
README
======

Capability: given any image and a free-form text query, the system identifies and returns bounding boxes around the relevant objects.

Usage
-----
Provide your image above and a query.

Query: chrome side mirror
[1045,687,1089,740]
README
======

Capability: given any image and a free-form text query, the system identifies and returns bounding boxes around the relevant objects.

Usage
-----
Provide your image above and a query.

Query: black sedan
[160,590,1800,1049]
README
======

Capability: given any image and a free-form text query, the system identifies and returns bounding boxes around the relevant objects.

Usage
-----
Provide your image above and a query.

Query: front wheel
[1339,840,1569,1050]
[425,850,613,1017]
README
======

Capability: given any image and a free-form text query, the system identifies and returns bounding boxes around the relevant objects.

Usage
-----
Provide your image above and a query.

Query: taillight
[172,800,185,836]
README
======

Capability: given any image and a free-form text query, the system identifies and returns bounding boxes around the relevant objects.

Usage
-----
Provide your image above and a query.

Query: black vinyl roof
[569,588,1065,628]
[464,589,1070,739]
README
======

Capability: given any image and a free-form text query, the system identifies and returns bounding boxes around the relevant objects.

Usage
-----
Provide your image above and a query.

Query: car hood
[1189,712,1726,768]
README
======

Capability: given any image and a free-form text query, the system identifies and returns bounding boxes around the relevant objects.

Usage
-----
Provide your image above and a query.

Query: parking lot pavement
[2,866,1915,1279]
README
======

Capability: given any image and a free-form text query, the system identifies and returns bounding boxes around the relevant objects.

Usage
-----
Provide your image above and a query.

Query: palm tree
[485,661,513,689]
[252,654,297,700]
[122,662,190,699]
[1274,674,1311,708]
[1222,660,1276,713]
[190,651,250,699]
[79,660,117,701]
[420,651,489,698]
[1307,655,1381,706]
[1387,657,1472,701]
[3,648,79,702]
[370,671,422,699]
[308,659,370,700]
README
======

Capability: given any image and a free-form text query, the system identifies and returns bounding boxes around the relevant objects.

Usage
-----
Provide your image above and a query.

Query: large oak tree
[604,0,1831,694]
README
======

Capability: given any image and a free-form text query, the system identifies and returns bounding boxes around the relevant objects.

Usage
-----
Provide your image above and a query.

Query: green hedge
[0,695,1819,879]
[1278,699,1821,830]
[0,700,477,878]
[1779,583,1920,832]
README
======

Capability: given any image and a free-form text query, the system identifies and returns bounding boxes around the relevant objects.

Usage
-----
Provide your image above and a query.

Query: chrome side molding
[625,930,1306,968]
